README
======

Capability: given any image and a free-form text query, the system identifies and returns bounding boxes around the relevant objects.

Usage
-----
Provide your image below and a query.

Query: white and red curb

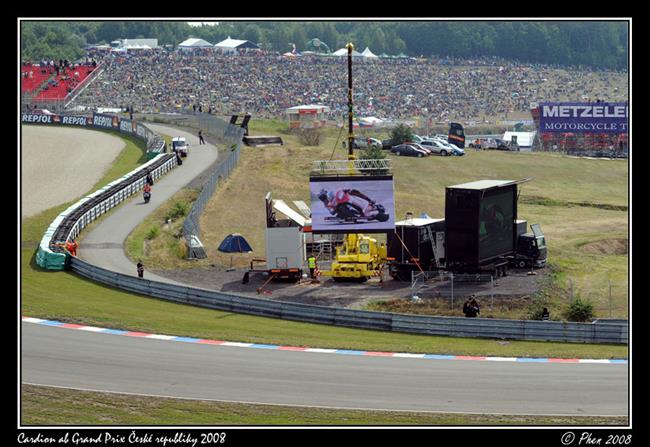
[21,316,627,364]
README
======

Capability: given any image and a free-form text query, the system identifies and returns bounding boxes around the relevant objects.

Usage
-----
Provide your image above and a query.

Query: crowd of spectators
[69,50,628,123]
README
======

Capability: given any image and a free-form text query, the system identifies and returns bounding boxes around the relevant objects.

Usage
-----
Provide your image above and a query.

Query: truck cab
[512,224,547,268]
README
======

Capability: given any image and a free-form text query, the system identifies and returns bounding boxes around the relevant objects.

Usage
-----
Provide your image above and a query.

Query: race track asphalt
[26,123,629,417]
[22,323,628,416]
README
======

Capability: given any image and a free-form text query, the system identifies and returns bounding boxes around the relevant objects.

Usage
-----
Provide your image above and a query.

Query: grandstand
[21,63,56,94]
[21,62,98,112]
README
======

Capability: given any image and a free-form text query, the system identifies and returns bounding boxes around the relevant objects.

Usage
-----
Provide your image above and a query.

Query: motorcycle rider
[143,183,152,203]
[319,188,377,217]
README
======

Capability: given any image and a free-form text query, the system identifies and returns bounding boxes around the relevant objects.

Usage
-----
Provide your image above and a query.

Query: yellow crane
[317,43,389,282]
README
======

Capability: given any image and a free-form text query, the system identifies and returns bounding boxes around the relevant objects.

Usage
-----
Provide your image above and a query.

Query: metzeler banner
[539,102,628,133]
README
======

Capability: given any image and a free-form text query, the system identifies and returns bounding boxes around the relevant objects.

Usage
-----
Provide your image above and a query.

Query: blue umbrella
[218,233,253,269]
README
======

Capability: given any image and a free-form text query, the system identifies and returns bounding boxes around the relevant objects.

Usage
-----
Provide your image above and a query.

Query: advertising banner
[22,113,89,126]
[538,102,628,133]
[92,113,120,129]
[22,113,55,124]
[119,118,137,134]
[309,175,395,233]
[59,115,88,127]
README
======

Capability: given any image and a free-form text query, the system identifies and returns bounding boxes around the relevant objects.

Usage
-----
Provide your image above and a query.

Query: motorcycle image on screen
[317,188,390,224]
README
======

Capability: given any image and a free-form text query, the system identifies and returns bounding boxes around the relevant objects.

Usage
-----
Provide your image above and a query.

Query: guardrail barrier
[28,112,628,344]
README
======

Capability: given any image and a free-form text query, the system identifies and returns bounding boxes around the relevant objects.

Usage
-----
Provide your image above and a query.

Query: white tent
[178,38,213,50]
[214,36,261,53]
[332,47,363,57]
[361,47,379,59]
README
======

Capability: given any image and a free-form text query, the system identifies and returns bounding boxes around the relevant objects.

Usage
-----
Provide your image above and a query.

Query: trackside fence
[31,111,628,344]
[68,257,627,344]
[182,113,244,258]
[32,113,172,270]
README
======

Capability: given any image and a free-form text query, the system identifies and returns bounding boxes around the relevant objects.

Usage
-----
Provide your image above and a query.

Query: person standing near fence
[470,298,481,317]
[308,256,317,279]
[463,299,471,317]
[542,307,550,321]
[198,130,205,145]
[136,260,144,278]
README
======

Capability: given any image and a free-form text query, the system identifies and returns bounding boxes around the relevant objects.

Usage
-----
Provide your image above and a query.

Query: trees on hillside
[20,21,628,70]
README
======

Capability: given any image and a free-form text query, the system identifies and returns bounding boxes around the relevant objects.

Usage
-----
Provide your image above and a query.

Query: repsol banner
[119,118,137,134]
[92,113,120,130]
[22,114,88,126]
[539,102,628,133]
[22,113,55,124]
[59,115,89,126]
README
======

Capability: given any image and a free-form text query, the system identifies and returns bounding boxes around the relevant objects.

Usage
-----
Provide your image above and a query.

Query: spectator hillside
[69,50,628,124]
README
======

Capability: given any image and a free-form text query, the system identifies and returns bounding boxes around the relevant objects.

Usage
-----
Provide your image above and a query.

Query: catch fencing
[181,113,245,258]
[68,256,627,344]
[412,271,498,310]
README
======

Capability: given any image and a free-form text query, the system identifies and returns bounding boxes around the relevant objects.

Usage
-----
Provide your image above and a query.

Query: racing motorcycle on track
[318,188,390,224]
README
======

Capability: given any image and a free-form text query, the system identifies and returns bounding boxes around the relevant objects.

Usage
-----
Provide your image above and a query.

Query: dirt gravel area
[152,266,546,309]
[21,125,125,218]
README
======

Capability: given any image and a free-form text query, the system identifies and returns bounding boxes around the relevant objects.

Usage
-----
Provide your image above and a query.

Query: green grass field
[22,122,627,358]
[129,120,627,318]
[21,385,627,426]
[20,121,628,426]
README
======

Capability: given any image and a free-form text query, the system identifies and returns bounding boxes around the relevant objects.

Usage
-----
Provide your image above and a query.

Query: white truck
[171,137,189,157]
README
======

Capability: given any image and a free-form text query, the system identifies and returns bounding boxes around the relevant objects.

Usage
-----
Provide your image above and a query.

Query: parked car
[420,139,453,156]
[469,138,498,150]
[493,139,520,151]
[381,139,393,150]
[439,140,466,156]
[404,142,433,155]
[343,137,382,150]
[364,137,382,149]
[390,144,429,157]
[449,145,465,156]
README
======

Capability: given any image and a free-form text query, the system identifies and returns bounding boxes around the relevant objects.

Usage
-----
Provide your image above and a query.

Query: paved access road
[78,124,217,284]
[22,323,628,416]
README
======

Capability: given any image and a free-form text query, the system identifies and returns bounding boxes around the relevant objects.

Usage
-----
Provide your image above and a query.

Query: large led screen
[310,176,395,233]
[478,188,515,260]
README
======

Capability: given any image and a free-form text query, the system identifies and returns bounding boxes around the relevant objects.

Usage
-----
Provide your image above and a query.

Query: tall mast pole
[347,42,355,161]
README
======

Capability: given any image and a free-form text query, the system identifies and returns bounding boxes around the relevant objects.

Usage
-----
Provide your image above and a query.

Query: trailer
[444,179,532,276]
[387,215,445,281]
[388,215,546,280]
[251,192,309,281]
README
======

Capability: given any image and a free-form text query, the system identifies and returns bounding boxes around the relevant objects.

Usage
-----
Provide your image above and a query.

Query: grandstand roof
[178,38,213,48]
